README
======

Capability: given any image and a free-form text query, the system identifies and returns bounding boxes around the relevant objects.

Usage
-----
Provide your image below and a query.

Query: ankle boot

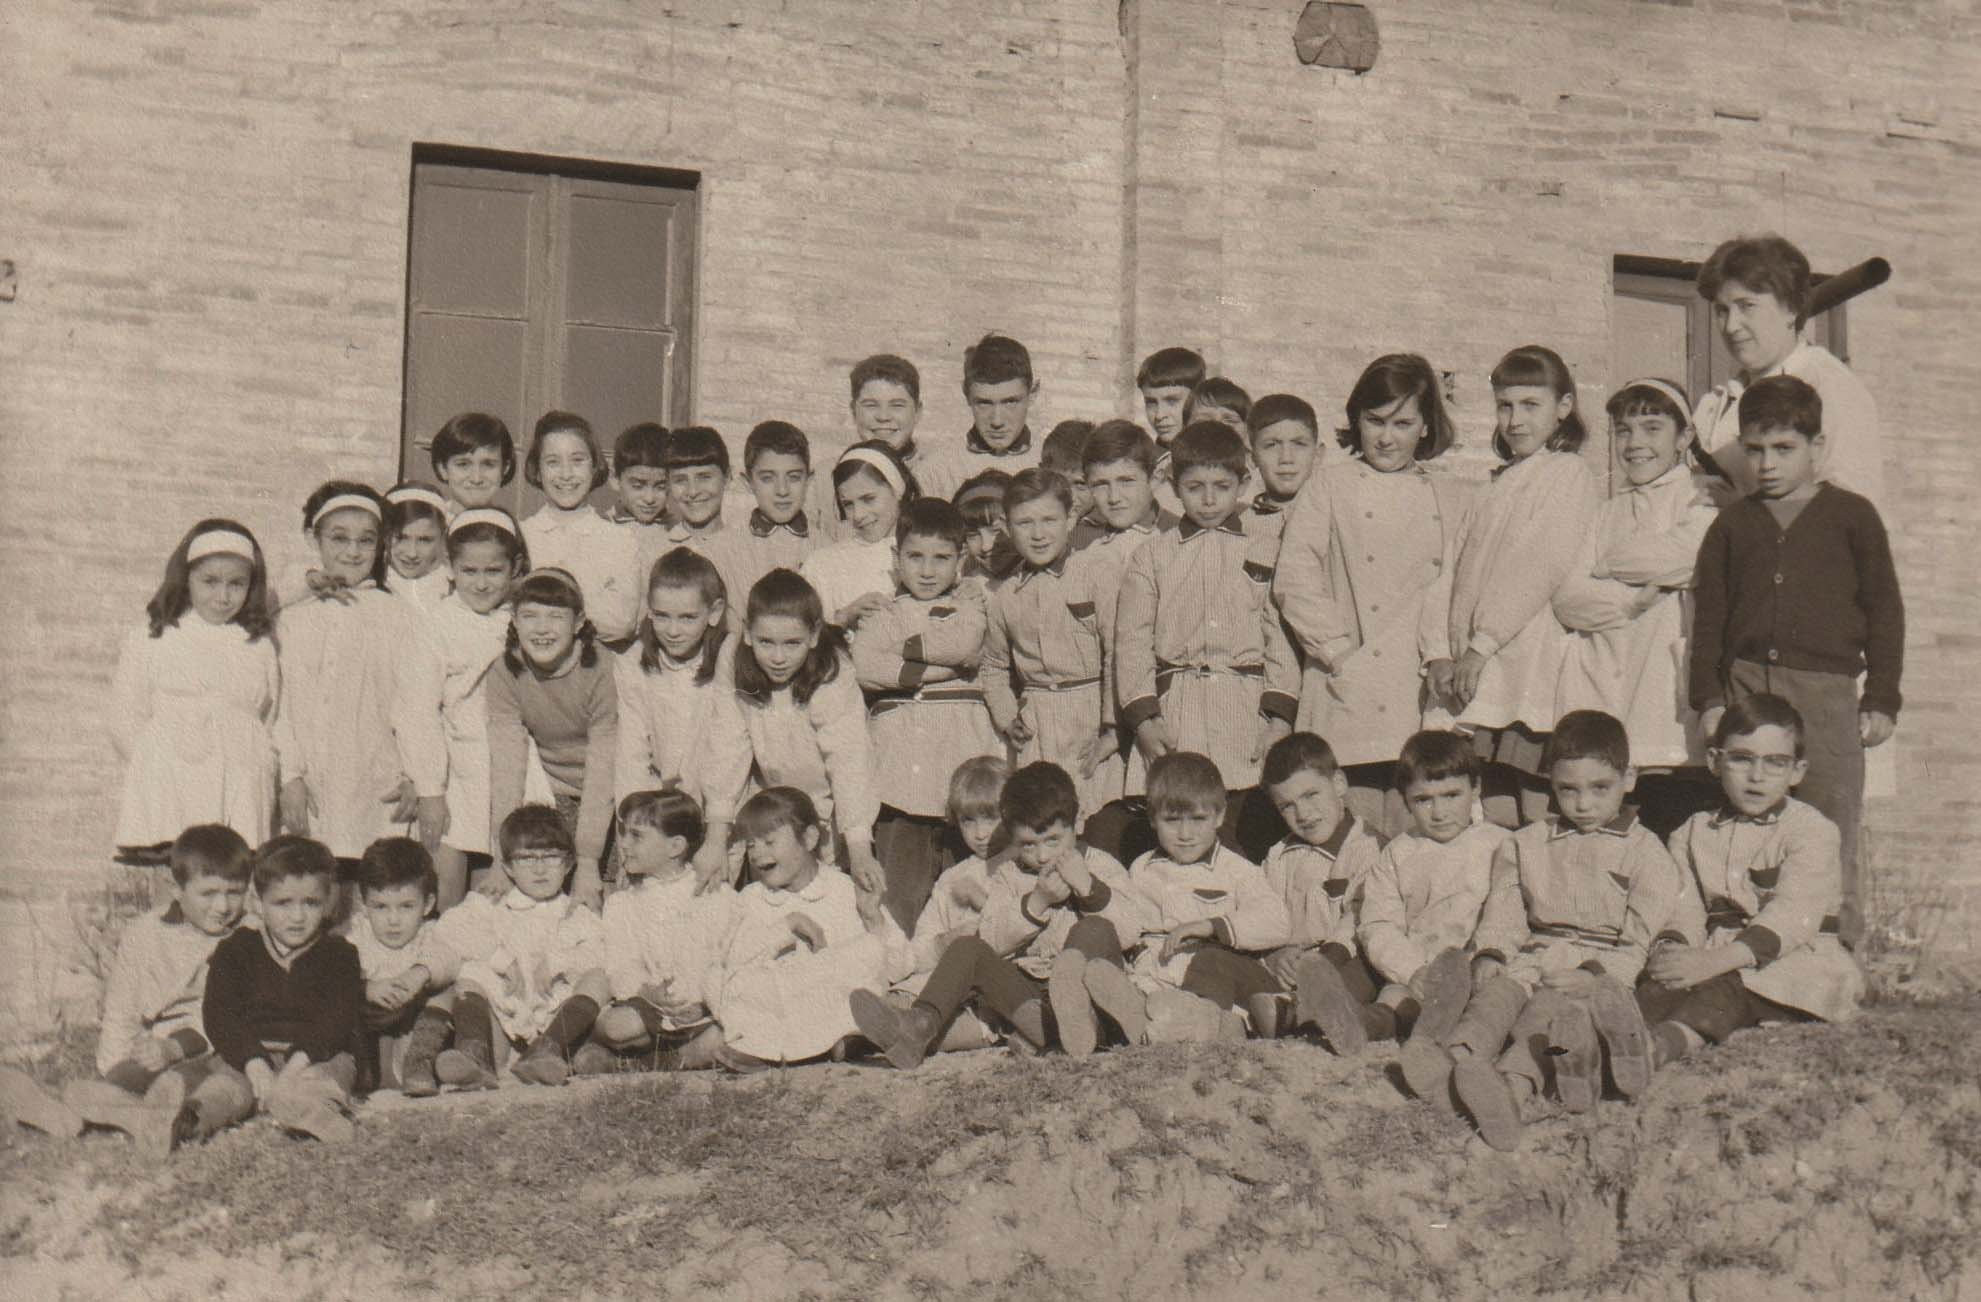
[434,993,499,1090]
[398,1006,453,1098]
[514,995,601,1087]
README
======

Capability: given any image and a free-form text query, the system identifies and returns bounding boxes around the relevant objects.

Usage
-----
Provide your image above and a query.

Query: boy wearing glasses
[1637,694,1863,1067]
[1689,375,1904,949]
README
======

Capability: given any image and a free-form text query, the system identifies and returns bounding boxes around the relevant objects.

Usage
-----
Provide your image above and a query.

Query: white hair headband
[837,446,907,499]
[185,527,257,565]
[525,566,585,604]
[313,493,383,525]
[386,485,450,515]
[1616,378,1694,425]
[449,507,519,538]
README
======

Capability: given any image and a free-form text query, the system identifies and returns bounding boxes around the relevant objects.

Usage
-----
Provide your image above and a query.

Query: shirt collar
[259,923,321,970]
[1249,492,1293,516]
[666,518,723,543]
[750,508,809,538]
[1176,513,1246,540]
[1017,550,1070,583]
[1277,814,1357,861]
[607,505,665,527]
[1548,807,1640,840]
[965,425,1034,457]
[1709,799,1787,828]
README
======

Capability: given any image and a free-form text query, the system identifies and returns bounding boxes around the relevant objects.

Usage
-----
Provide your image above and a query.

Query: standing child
[802,441,918,631]
[850,353,925,469]
[707,421,819,626]
[851,498,1002,929]
[919,333,1043,502]
[112,520,278,858]
[610,421,672,578]
[349,837,456,1098]
[1639,695,1864,1065]
[701,569,885,902]
[954,470,1021,583]
[1554,378,1719,835]
[614,548,734,807]
[383,484,454,617]
[430,411,517,516]
[1116,421,1300,859]
[1138,346,1207,517]
[1445,345,1601,828]
[276,483,420,865]
[1186,377,1251,433]
[1040,419,1097,527]
[1688,376,1902,948]
[429,805,608,1087]
[485,568,619,909]
[1242,395,1325,554]
[656,425,734,557]
[519,411,642,651]
[1275,354,1469,835]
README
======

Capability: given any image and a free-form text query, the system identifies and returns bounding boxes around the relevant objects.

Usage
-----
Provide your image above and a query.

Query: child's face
[451,539,517,615]
[957,811,1000,860]
[647,582,722,661]
[836,467,902,544]
[615,465,670,525]
[1494,386,1572,461]
[1403,775,1477,844]
[1616,411,1690,487]
[1739,425,1822,499]
[619,821,688,878]
[1252,420,1319,499]
[1549,757,1635,833]
[363,882,432,950]
[852,379,921,448]
[176,872,247,938]
[314,507,380,587]
[746,613,821,686]
[1152,801,1223,865]
[747,451,811,525]
[1357,392,1426,474]
[1010,818,1076,874]
[1175,464,1247,530]
[1065,476,1095,521]
[1142,385,1192,443]
[666,464,729,528]
[746,821,820,891]
[1006,494,1074,568]
[1194,404,1247,434]
[260,873,333,950]
[1710,723,1807,817]
[895,532,963,601]
[390,516,446,580]
[966,517,1007,569]
[1266,767,1349,848]
[538,431,598,511]
[966,378,1035,451]
[507,846,573,901]
[1086,457,1156,531]
[514,600,579,670]
[440,446,506,509]
[187,554,255,627]
[1713,279,1800,376]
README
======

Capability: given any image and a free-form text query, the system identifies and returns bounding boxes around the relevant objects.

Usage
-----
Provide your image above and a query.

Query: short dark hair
[1040,420,1094,479]
[999,762,1080,834]
[357,837,438,900]
[614,422,670,475]
[1248,394,1318,441]
[169,824,252,887]
[1260,732,1341,789]
[525,411,609,491]
[430,412,517,484]
[1168,421,1251,484]
[735,786,823,857]
[850,354,922,405]
[1738,374,1822,440]
[1490,345,1587,459]
[963,333,1032,390]
[251,835,339,898]
[1395,730,1481,791]
[617,789,707,860]
[1697,234,1812,327]
[661,425,731,477]
[1340,354,1456,461]
[1186,377,1250,424]
[1605,379,1693,432]
[1146,751,1228,817]
[498,804,575,863]
[301,481,389,588]
[744,420,811,471]
[1714,693,1807,758]
[1137,347,1206,392]
[897,496,967,550]
[1003,467,1074,517]
[953,469,1014,525]
[1542,710,1631,774]
[1081,419,1158,476]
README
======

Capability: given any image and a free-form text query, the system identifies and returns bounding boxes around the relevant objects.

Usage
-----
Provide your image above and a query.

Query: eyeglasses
[509,852,571,867]
[1709,748,1798,776]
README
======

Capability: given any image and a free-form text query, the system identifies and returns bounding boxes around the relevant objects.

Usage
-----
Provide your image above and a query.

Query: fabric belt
[870,686,988,717]
[1526,921,1624,949]
[1156,660,1264,691]
[1019,674,1101,694]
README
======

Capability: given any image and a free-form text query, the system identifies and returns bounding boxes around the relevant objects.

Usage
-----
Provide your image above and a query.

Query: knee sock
[529,996,601,1060]
[402,1005,453,1068]
[452,993,497,1066]
[1359,1003,1399,1042]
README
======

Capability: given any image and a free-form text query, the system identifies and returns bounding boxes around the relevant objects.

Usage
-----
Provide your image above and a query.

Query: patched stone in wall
[1294,2,1378,72]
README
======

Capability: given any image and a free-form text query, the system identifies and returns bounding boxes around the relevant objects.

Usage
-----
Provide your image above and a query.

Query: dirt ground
[3,991,1978,1301]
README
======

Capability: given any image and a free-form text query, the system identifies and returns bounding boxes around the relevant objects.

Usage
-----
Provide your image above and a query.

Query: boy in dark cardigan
[1689,374,1904,950]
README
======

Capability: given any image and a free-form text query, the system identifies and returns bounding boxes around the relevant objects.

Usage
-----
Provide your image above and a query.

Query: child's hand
[1029,866,1072,910]
[692,834,734,895]
[1452,650,1489,711]
[1157,920,1215,965]
[383,777,422,825]
[855,887,887,934]
[1541,966,1604,999]
[415,796,450,850]
[571,857,604,912]
[477,864,512,900]
[1647,943,1743,991]
[279,778,314,835]
[1252,714,1292,764]
[1262,944,1310,988]
[1004,708,1035,748]
[1698,705,1725,747]
[836,593,892,628]
[130,1035,176,1073]
[1078,728,1112,779]
[948,875,990,913]
[1134,717,1172,764]
[1860,709,1895,748]
[787,913,827,952]
[365,977,397,1009]
[847,842,886,900]
[305,568,360,606]
[1423,659,1456,711]
[1054,848,1094,898]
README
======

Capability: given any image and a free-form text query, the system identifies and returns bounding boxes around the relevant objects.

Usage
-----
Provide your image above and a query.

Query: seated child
[850,761,1148,1066]
[1350,731,1509,1058]
[1243,394,1324,553]
[55,825,252,1155]
[707,420,819,629]
[577,791,734,1074]
[1637,694,1864,1066]
[201,835,366,1144]
[349,837,456,1098]
[1402,711,1688,1150]
[429,805,608,1089]
[954,469,1020,583]
[851,497,1003,929]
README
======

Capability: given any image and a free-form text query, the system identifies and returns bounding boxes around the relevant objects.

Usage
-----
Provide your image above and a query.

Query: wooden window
[401,148,699,512]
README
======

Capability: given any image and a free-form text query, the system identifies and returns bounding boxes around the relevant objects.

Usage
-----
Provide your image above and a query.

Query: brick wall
[1,0,1975,983]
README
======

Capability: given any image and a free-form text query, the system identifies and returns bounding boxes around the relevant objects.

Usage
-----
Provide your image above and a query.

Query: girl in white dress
[801,441,919,633]
[111,519,280,856]
[383,483,453,619]
[615,547,735,809]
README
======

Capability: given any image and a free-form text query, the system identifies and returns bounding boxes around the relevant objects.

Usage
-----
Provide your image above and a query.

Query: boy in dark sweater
[201,835,366,1143]
[1689,374,1904,950]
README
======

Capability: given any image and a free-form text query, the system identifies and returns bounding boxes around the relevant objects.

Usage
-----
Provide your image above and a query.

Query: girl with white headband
[383,482,454,619]
[275,481,421,863]
[799,441,920,632]
[1553,377,1720,831]
[110,518,279,855]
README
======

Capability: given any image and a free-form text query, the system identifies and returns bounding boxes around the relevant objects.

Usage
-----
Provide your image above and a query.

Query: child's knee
[595,1004,651,1049]
[1063,916,1124,961]
[574,969,611,1006]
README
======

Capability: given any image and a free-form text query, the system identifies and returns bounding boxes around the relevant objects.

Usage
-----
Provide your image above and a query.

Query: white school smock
[110,618,278,848]
[274,585,419,858]
[1259,815,1386,953]
[850,584,1002,819]
[1275,459,1472,766]
[1553,463,1719,768]
[613,636,737,807]
[800,536,896,625]
[706,869,885,1061]
[1357,821,1510,989]
[1125,844,1293,989]
[1074,511,1174,799]
[520,505,644,641]
[700,656,880,846]
[602,870,734,1014]
[982,551,1116,819]
[974,847,1155,980]
[347,913,444,986]
[390,566,453,623]
[96,907,231,1074]
[431,889,606,1042]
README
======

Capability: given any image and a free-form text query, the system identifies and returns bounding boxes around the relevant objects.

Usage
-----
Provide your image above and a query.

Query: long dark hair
[638,547,730,686]
[502,569,599,675]
[732,568,847,707]
[146,518,274,642]
[1489,345,1587,461]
